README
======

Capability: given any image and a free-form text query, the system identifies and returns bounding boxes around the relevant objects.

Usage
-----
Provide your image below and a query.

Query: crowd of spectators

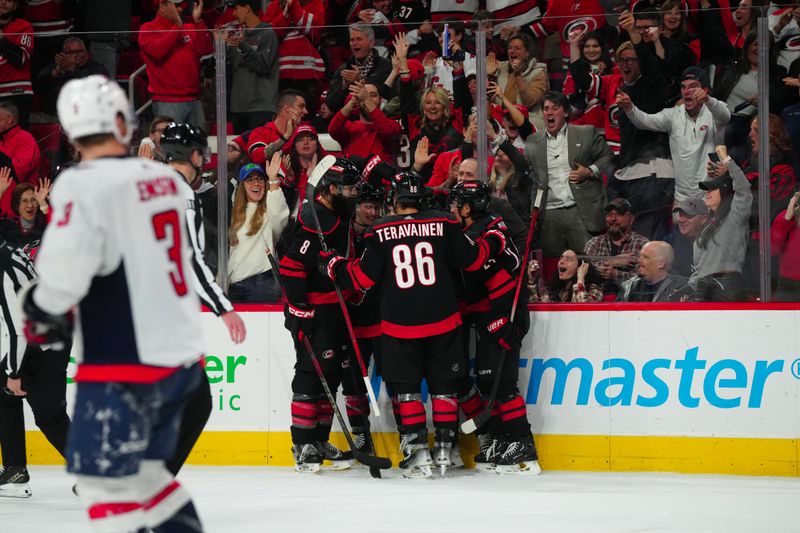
[0,0,799,303]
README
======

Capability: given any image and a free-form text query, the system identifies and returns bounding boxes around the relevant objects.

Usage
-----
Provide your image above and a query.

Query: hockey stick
[304,156,381,417]
[266,248,392,472]
[461,189,544,434]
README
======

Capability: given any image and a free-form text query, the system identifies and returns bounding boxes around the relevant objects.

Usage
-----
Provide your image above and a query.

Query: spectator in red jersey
[772,191,800,301]
[326,24,393,113]
[20,0,73,77]
[247,89,309,166]
[562,29,614,129]
[280,123,326,210]
[0,0,34,129]
[328,80,402,164]
[139,0,212,126]
[0,176,49,248]
[698,0,758,59]
[263,0,326,110]
[0,101,39,216]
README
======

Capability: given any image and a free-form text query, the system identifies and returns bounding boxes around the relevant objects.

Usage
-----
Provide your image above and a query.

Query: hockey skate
[399,433,433,479]
[0,466,32,498]
[474,433,505,473]
[432,428,457,477]
[494,440,541,475]
[292,443,323,473]
[314,441,354,471]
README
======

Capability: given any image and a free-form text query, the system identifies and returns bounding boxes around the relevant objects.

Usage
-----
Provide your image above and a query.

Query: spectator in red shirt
[772,192,800,302]
[139,0,212,126]
[0,100,39,216]
[247,89,309,166]
[328,80,401,164]
[0,0,34,129]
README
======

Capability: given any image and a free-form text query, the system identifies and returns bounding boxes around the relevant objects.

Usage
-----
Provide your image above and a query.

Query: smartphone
[442,24,451,59]
[708,152,720,163]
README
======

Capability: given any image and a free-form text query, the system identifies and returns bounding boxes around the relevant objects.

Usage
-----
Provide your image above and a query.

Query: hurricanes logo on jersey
[608,103,620,129]
[562,17,599,41]
[322,350,335,359]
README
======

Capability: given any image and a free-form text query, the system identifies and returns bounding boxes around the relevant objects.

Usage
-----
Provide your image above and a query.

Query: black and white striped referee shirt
[0,243,37,378]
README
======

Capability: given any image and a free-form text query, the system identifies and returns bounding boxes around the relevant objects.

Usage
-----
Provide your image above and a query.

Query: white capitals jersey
[33,157,205,382]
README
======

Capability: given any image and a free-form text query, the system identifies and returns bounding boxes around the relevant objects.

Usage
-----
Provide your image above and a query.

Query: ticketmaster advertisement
[40,308,800,474]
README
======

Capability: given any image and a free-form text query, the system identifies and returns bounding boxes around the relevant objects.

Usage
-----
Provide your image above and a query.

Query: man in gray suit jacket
[617,241,687,302]
[525,91,613,258]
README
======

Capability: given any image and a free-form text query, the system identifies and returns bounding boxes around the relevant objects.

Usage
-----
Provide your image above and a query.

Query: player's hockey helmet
[161,122,211,165]
[319,157,361,188]
[449,180,491,214]
[357,181,385,204]
[390,171,425,204]
[57,75,136,145]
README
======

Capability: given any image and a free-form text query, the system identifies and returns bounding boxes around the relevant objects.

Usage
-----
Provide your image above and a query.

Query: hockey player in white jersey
[20,75,206,533]
[159,121,246,476]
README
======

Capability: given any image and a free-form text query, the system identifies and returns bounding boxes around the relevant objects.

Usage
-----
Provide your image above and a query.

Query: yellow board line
[17,431,799,477]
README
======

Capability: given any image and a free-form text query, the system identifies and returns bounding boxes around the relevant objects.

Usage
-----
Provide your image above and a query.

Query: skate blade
[294,463,321,474]
[475,463,497,473]
[322,460,354,471]
[496,460,541,476]
[402,465,433,479]
[0,483,32,498]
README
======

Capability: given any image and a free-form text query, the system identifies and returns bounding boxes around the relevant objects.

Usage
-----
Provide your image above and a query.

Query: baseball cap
[293,124,319,141]
[238,163,265,182]
[604,197,633,214]
[672,198,708,217]
[698,174,733,192]
[681,66,710,89]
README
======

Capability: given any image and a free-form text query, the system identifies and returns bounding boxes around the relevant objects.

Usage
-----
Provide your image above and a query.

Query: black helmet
[161,122,209,164]
[357,181,385,204]
[319,157,361,188]
[449,180,491,214]
[390,171,425,204]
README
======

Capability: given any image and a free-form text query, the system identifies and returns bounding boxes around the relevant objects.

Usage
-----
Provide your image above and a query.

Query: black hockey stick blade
[461,347,507,434]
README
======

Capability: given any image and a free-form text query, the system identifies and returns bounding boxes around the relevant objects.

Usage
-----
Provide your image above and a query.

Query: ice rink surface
[2,465,798,533]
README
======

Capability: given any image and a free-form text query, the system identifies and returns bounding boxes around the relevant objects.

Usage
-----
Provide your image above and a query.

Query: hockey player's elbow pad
[19,281,73,351]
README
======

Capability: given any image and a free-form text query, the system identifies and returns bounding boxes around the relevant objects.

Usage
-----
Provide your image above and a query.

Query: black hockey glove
[318,249,347,281]
[284,302,315,342]
[19,281,73,351]
[486,315,520,351]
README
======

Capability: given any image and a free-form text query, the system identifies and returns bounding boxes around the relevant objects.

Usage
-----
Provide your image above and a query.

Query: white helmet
[57,75,136,145]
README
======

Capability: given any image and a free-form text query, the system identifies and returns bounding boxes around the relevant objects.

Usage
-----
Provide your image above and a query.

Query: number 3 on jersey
[392,242,435,289]
[152,210,188,296]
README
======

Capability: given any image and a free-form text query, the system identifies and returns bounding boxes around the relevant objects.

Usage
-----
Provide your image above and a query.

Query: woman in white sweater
[228,154,290,303]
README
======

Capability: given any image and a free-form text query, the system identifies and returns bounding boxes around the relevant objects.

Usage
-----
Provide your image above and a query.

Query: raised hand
[192,0,204,23]
[414,136,433,167]
[486,51,499,76]
[34,178,51,205]
[616,90,633,112]
[576,261,589,284]
[267,151,283,182]
[393,32,409,61]
[0,167,12,196]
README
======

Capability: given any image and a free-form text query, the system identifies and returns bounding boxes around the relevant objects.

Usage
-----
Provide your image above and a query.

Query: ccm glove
[19,281,73,351]
[486,315,520,351]
[284,302,315,342]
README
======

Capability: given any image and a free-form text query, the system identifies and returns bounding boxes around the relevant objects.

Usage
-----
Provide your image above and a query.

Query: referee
[0,239,70,498]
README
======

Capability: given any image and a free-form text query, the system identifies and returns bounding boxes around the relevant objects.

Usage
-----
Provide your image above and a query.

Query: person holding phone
[689,146,753,301]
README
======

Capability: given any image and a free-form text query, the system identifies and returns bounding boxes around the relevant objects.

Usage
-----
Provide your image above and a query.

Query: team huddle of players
[279,155,540,478]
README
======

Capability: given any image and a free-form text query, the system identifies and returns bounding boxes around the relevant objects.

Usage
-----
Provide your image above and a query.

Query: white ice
[2,465,798,533]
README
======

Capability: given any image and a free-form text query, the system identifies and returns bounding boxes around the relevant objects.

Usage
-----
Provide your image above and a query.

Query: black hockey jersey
[279,201,354,306]
[331,209,497,339]
[460,214,521,318]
